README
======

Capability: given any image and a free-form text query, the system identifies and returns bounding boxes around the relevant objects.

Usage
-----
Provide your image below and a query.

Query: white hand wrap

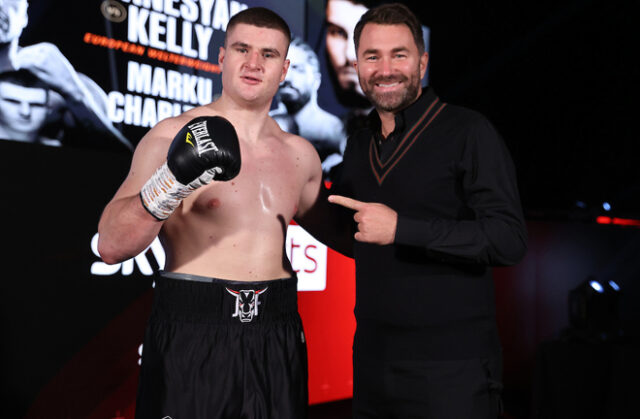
[140,162,222,220]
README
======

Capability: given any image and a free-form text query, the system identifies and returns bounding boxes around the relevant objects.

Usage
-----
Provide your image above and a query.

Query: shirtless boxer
[97,7,322,419]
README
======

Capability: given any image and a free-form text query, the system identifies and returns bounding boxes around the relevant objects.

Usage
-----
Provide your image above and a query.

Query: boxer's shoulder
[276,128,318,157]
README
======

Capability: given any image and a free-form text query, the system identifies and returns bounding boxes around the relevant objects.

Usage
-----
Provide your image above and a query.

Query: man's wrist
[140,163,193,220]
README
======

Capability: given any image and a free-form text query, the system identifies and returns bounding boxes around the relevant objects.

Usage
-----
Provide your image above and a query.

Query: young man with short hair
[98,7,322,419]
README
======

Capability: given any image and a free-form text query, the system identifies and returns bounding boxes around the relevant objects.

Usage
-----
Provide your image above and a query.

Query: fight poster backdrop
[1,0,427,172]
[0,0,305,150]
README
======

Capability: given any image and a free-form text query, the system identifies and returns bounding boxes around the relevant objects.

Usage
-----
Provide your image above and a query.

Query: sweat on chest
[188,164,302,219]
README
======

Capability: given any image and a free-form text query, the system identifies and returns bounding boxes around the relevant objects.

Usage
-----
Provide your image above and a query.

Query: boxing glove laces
[140,116,241,220]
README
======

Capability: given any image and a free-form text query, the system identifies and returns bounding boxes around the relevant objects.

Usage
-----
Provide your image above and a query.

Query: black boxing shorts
[135,272,308,419]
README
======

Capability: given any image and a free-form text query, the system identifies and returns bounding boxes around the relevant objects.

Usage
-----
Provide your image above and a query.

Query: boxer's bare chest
[160,133,309,277]
[185,136,305,226]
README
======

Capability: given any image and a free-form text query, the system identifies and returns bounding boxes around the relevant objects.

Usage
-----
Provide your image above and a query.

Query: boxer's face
[279,45,315,106]
[0,80,47,141]
[355,23,427,113]
[325,0,367,96]
[0,0,28,44]
[219,23,290,106]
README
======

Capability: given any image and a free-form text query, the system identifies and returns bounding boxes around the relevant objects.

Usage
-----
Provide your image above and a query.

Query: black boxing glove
[140,116,241,220]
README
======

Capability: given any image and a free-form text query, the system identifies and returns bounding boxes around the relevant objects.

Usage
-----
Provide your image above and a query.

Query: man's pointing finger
[328,195,365,211]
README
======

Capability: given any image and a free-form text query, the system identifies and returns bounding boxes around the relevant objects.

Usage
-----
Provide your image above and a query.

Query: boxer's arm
[98,116,241,263]
[295,140,323,223]
[97,120,174,264]
[295,140,354,257]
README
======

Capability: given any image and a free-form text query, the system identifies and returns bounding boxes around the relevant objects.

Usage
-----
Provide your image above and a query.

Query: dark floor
[308,398,352,418]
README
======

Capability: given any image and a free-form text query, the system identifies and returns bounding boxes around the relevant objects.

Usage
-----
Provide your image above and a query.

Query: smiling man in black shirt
[299,3,527,418]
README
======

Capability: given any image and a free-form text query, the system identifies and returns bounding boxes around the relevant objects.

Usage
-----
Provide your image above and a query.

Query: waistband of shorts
[151,271,299,324]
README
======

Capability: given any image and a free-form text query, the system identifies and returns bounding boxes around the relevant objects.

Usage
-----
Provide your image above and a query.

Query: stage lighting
[588,279,604,293]
[568,275,621,341]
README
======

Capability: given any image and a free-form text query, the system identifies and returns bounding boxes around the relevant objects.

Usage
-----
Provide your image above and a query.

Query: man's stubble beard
[361,68,421,113]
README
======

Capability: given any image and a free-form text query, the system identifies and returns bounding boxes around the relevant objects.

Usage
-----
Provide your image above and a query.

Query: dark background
[410,0,637,218]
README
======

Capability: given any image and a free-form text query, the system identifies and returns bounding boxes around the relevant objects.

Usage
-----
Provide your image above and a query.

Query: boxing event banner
[1,0,304,151]
[2,0,427,170]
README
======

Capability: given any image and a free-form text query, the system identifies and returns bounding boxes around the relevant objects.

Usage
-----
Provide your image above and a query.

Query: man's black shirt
[331,87,527,359]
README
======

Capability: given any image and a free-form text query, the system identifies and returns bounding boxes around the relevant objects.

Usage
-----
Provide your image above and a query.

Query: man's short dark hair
[225,7,291,47]
[0,70,50,104]
[353,3,424,54]
[0,70,48,89]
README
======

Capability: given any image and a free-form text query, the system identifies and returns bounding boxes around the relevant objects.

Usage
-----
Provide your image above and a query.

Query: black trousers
[135,273,308,419]
[352,329,503,419]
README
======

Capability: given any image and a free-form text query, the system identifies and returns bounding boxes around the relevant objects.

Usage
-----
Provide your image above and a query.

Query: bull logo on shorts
[226,287,268,323]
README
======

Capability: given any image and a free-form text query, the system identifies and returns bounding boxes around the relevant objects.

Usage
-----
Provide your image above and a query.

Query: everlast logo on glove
[140,115,241,220]
[187,119,220,156]
[167,115,241,184]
